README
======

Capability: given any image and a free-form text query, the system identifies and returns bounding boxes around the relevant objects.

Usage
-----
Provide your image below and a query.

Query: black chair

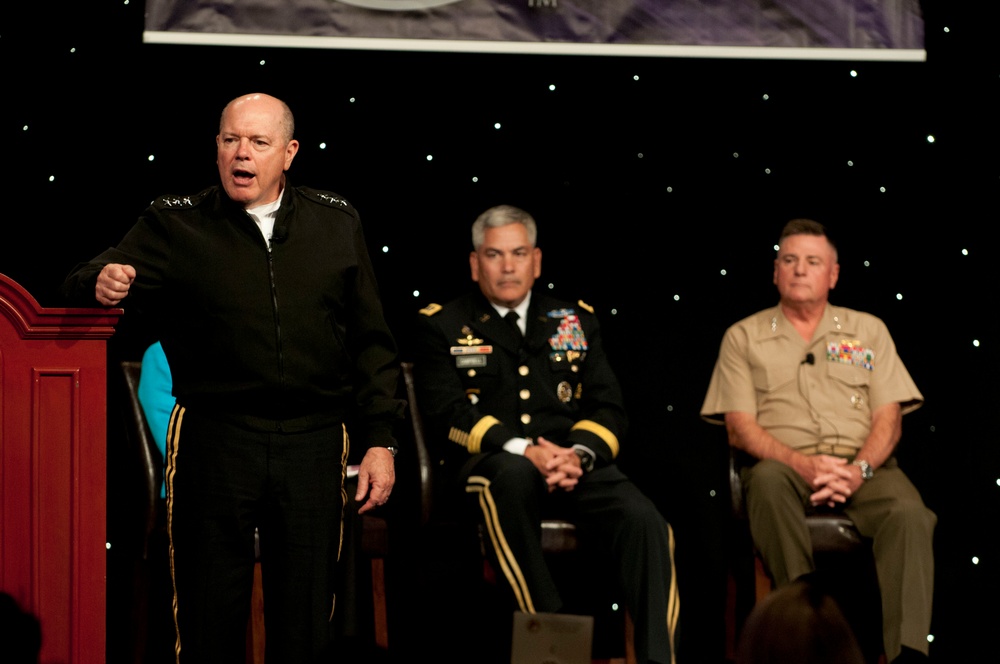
[118,360,166,664]
[119,361,163,560]
[727,449,884,664]
[399,361,635,664]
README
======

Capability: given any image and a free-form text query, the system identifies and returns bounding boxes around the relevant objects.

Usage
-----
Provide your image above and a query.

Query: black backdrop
[2,2,996,663]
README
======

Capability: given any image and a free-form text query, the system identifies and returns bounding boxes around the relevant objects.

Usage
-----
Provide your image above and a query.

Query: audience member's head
[736,573,864,664]
[0,592,42,663]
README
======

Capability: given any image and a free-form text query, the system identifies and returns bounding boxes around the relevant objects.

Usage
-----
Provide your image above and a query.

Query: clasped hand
[524,438,584,492]
[804,454,861,508]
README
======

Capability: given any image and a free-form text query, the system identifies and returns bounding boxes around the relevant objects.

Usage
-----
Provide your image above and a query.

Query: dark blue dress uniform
[411,290,679,664]
[62,183,405,663]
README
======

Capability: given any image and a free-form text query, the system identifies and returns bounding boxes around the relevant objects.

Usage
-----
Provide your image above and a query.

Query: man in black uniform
[410,204,678,664]
[61,93,404,663]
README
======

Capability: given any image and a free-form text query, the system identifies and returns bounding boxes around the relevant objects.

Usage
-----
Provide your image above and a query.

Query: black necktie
[504,310,522,338]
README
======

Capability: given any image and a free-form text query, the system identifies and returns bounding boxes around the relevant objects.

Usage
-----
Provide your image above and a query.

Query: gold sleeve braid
[570,419,620,458]
[448,415,501,454]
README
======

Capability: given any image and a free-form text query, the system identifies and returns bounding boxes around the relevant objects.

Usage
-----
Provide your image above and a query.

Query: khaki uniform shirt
[701,304,922,452]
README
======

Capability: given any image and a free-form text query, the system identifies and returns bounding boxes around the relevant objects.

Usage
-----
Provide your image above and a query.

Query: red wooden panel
[1,273,119,664]
[34,370,76,663]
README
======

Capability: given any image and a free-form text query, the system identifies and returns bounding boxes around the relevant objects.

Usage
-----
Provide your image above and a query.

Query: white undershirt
[246,189,284,245]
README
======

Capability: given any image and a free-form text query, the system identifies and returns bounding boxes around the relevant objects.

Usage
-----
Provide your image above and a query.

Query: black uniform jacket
[61,182,404,445]
[410,290,628,479]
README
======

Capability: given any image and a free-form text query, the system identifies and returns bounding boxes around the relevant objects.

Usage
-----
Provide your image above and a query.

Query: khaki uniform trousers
[741,457,936,660]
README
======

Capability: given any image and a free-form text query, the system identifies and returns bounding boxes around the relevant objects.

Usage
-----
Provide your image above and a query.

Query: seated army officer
[409,204,679,664]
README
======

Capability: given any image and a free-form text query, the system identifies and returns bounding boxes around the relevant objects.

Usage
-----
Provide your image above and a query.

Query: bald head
[220,93,295,144]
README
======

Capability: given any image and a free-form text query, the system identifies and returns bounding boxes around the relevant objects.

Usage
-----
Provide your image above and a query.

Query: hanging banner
[143,0,925,61]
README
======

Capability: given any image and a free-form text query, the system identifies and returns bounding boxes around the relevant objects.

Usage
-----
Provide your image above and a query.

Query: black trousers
[464,452,679,664]
[165,406,348,664]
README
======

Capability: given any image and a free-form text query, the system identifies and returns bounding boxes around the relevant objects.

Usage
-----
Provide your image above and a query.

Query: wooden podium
[0,273,121,664]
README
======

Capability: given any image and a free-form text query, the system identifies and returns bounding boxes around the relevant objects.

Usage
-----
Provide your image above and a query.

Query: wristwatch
[852,459,873,481]
[573,448,595,473]
[383,446,399,458]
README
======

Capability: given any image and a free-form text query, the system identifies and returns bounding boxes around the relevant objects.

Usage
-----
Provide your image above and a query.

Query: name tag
[456,356,487,368]
[450,345,493,355]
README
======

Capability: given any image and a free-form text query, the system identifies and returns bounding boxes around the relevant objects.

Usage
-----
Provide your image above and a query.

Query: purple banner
[144,0,925,60]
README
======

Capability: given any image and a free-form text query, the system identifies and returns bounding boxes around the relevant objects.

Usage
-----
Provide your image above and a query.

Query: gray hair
[471,205,538,249]
[779,218,838,261]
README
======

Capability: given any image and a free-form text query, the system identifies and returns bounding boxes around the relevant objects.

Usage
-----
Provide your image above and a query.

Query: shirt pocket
[824,359,871,411]
[825,359,871,388]
[750,362,796,395]
[548,351,582,405]
[458,353,500,391]
[547,350,581,377]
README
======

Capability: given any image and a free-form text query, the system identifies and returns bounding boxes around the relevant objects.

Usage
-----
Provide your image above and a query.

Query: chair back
[119,360,163,560]
[400,362,434,527]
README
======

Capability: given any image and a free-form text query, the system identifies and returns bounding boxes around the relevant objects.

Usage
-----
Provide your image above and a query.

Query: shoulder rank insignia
[420,303,442,316]
[301,188,351,209]
[154,188,210,209]
[577,300,594,314]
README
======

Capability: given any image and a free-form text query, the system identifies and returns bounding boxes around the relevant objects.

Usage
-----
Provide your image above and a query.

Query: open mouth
[233,169,255,185]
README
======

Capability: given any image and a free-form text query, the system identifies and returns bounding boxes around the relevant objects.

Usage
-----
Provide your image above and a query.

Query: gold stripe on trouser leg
[164,403,185,662]
[332,423,349,621]
[666,522,679,664]
[466,476,536,613]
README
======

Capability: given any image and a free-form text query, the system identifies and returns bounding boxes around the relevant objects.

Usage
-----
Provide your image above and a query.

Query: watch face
[573,449,594,472]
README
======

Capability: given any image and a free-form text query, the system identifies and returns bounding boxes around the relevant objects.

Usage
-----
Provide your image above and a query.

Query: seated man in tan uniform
[700,218,935,664]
